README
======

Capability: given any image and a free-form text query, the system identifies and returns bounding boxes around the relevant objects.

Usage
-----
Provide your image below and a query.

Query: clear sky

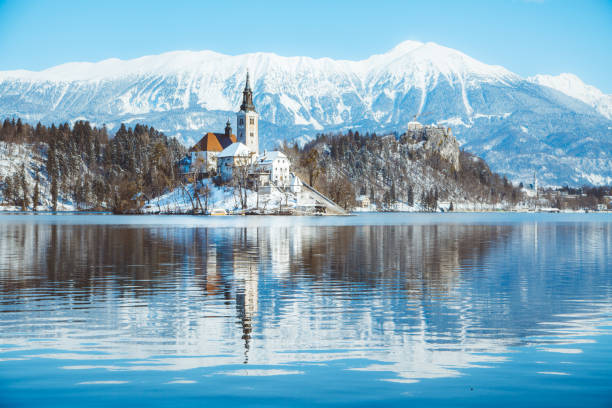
[0,0,611,92]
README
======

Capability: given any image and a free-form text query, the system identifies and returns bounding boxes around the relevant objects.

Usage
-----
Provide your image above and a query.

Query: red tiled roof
[219,133,237,149]
[190,132,237,152]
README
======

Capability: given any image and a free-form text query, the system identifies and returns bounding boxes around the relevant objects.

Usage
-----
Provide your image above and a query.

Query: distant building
[407,121,423,131]
[254,151,291,186]
[290,174,302,194]
[189,121,236,173]
[356,195,370,208]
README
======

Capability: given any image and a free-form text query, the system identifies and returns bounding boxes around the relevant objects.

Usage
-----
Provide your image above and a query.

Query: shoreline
[0,209,609,215]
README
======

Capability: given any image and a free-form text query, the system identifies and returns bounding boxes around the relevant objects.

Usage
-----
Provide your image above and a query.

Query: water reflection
[0,216,611,388]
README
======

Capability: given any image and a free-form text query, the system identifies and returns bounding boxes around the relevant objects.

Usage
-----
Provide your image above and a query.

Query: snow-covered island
[141,177,347,215]
[149,72,347,215]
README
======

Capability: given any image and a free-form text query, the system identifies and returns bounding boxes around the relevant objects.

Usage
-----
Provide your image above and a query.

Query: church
[181,72,347,215]
[189,71,291,186]
[235,71,259,156]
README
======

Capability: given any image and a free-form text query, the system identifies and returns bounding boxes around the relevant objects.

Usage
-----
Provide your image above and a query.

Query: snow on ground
[352,199,527,213]
[142,179,297,214]
[0,142,591,214]
[0,142,76,211]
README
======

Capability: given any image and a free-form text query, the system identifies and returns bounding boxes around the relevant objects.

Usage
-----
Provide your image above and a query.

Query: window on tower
[250,132,253,137]
[250,118,254,125]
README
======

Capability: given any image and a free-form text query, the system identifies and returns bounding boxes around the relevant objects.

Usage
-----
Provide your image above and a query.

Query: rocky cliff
[404,123,460,171]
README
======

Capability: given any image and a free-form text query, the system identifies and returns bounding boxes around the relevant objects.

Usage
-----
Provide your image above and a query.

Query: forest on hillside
[0,118,185,212]
[284,130,612,211]
[283,130,525,210]
[1,118,609,213]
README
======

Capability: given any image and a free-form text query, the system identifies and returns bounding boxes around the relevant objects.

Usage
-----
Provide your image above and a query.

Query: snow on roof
[291,174,302,186]
[258,150,287,163]
[217,142,252,158]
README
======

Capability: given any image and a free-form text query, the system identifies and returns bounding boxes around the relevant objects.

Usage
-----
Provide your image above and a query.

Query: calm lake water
[0,213,611,407]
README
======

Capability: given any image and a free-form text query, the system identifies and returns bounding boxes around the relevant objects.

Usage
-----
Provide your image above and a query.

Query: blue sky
[0,0,611,92]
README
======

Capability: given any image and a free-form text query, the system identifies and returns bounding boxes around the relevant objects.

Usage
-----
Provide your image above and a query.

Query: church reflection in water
[0,219,610,382]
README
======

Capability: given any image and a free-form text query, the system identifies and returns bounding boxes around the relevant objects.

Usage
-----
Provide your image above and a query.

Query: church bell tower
[236,71,259,156]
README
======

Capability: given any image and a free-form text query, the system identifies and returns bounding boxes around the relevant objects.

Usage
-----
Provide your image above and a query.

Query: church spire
[245,70,251,91]
[240,70,255,112]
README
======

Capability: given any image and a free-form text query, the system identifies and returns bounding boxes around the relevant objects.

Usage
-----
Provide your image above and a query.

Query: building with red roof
[189,120,236,173]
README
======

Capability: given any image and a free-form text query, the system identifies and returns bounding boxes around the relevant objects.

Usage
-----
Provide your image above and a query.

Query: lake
[0,213,611,407]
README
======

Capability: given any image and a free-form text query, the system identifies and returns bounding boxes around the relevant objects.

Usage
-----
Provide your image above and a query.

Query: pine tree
[16,118,24,141]
[3,176,14,205]
[407,185,414,206]
[50,178,58,211]
[47,142,59,211]
[32,175,40,211]
[433,188,438,211]
[19,163,29,210]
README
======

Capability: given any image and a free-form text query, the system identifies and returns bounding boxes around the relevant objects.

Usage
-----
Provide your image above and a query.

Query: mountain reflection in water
[0,214,611,406]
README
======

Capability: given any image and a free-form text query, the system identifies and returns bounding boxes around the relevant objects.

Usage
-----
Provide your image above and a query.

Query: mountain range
[0,40,610,185]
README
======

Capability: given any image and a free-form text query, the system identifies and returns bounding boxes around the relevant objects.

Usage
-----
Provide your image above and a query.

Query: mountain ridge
[527,73,612,119]
[0,40,610,185]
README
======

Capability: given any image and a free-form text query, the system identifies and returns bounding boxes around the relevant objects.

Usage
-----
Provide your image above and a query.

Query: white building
[290,174,302,193]
[236,71,259,156]
[255,151,291,186]
[407,121,423,131]
[217,142,255,182]
[356,195,370,208]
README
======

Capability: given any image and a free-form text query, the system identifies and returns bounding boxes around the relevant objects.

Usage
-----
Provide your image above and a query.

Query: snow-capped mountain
[0,40,611,185]
[528,73,612,120]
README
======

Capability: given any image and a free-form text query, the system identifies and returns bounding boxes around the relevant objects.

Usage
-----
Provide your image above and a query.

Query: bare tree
[230,153,255,210]
[300,149,320,186]
[200,184,211,214]
[191,165,205,214]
